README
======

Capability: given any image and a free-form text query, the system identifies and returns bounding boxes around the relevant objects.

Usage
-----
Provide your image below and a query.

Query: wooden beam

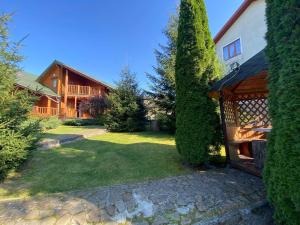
[58,66,63,116]
[47,97,51,115]
[75,96,77,118]
[57,97,61,115]
[219,91,231,164]
[64,69,69,117]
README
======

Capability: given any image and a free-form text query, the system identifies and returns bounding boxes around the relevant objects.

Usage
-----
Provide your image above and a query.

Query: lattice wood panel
[224,100,236,125]
[236,93,271,127]
[223,93,271,127]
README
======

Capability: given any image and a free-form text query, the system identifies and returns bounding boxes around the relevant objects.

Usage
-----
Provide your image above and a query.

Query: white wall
[215,0,267,74]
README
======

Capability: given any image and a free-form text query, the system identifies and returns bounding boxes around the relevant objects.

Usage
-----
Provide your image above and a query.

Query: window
[223,39,241,61]
[52,79,57,88]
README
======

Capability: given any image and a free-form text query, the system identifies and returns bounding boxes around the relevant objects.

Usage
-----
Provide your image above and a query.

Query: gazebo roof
[211,50,268,92]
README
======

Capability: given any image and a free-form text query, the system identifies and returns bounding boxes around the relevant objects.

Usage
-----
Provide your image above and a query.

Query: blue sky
[2,0,243,89]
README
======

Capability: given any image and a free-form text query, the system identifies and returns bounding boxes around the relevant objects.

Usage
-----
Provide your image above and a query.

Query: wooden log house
[15,60,112,119]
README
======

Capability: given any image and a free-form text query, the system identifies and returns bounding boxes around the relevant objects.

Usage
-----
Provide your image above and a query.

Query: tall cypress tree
[264,1,300,224]
[175,0,220,165]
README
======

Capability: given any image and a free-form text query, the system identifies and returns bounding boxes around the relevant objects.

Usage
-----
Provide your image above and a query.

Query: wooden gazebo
[210,50,271,176]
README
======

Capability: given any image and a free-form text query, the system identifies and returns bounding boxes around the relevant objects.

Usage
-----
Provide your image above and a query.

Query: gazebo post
[219,91,231,164]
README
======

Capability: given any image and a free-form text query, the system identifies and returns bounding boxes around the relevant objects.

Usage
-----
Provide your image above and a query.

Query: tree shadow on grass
[0,137,187,200]
[0,132,270,224]
[125,131,175,140]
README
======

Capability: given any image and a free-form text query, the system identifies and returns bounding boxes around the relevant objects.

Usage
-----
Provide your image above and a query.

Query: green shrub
[63,119,100,126]
[0,130,30,179]
[39,116,62,130]
[25,116,61,131]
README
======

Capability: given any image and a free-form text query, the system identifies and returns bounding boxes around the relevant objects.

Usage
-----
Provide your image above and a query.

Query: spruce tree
[0,14,39,179]
[104,67,146,132]
[264,1,300,224]
[146,13,178,133]
[175,0,220,165]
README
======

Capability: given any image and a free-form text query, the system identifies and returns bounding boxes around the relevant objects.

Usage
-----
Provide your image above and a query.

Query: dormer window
[52,79,57,88]
[223,39,241,61]
[52,74,58,89]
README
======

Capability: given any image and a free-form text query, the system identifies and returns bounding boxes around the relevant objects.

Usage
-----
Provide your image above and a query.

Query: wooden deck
[65,85,102,96]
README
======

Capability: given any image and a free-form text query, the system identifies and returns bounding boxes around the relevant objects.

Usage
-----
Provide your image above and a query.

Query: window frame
[52,78,58,89]
[222,38,242,61]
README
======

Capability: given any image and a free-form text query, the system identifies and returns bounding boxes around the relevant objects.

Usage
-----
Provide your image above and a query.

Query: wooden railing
[66,85,102,96]
[32,106,58,116]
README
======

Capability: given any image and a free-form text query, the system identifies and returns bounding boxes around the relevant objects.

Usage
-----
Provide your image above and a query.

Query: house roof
[214,0,255,43]
[37,60,114,90]
[16,71,59,97]
[210,49,268,91]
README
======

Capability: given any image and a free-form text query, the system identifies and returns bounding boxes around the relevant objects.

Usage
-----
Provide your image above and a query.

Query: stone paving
[0,169,273,225]
[38,128,107,150]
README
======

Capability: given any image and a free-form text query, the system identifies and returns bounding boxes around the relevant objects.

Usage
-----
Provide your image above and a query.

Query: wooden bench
[228,139,267,171]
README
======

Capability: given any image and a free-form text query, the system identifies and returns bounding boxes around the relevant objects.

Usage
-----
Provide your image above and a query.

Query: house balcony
[32,106,59,117]
[63,85,102,97]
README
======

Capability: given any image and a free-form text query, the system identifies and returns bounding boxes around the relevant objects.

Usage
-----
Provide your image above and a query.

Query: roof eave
[55,60,114,90]
[15,84,59,98]
[214,0,255,43]
[37,60,114,90]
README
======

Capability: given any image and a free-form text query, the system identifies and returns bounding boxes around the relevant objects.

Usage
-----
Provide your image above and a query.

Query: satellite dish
[230,62,240,72]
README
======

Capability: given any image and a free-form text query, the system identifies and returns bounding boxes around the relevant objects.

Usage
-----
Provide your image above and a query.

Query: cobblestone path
[0,169,273,225]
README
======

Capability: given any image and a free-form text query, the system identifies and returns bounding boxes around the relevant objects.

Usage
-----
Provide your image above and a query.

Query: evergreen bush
[39,116,62,130]
[264,1,300,224]
[63,119,100,126]
[175,0,221,165]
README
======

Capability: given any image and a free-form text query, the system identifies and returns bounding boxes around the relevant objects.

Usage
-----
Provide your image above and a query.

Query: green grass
[0,132,188,200]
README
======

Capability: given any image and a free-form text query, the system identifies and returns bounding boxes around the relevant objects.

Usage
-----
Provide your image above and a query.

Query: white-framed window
[223,38,242,61]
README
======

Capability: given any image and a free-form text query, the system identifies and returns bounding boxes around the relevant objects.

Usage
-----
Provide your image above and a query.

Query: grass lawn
[0,132,188,200]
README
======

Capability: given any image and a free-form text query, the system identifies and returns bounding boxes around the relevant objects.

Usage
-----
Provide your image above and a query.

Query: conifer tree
[104,67,146,132]
[175,0,220,165]
[0,14,39,179]
[264,1,300,224]
[146,13,178,133]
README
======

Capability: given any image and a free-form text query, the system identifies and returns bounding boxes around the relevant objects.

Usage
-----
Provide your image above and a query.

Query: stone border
[0,170,274,225]
[37,129,107,150]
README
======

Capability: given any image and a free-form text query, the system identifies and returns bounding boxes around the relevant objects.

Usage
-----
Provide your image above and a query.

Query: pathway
[0,169,273,225]
[38,128,107,150]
